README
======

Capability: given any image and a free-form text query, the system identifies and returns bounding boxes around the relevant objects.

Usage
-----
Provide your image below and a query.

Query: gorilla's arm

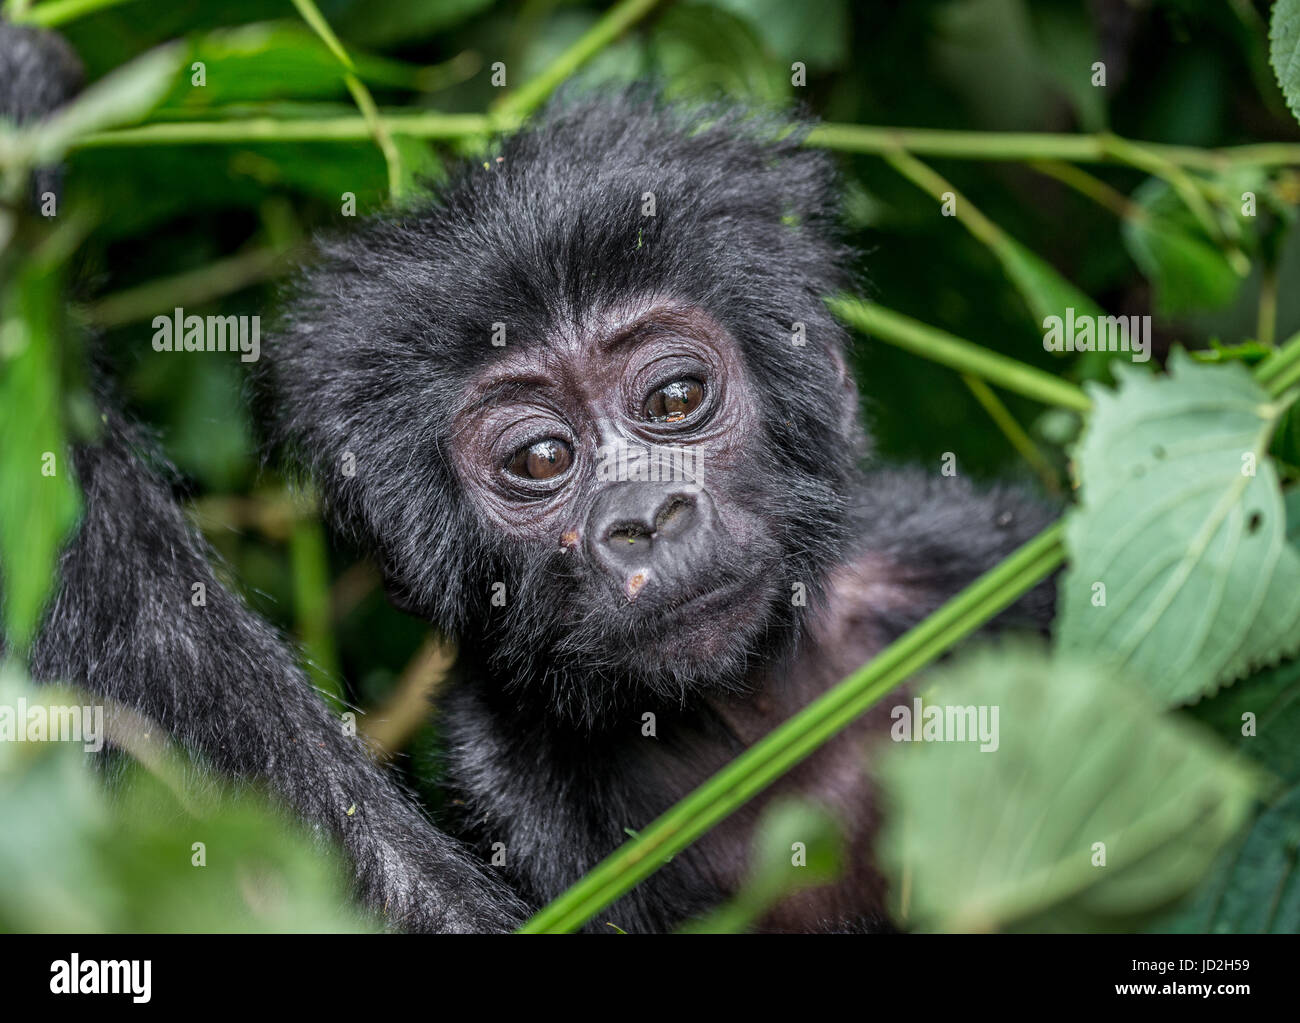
[852,467,1058,637]
[28,411,527,932]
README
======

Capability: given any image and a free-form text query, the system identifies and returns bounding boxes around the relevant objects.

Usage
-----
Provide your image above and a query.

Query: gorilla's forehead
[454,298,739,413]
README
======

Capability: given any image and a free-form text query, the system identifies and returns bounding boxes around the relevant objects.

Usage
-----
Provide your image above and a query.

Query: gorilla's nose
[586,483,717,601]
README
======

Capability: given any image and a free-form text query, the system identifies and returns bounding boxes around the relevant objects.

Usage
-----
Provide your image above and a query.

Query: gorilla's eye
[644,378,704,422]
[507,438,573,481]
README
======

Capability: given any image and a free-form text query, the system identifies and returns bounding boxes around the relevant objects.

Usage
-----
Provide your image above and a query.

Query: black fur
[256,95,862,726]
[6,29,1054,932]
[0,21,82,203]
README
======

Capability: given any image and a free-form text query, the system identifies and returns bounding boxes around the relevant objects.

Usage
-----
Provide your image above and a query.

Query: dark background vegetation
[56,0,1300,805]
[6,0,1299,931]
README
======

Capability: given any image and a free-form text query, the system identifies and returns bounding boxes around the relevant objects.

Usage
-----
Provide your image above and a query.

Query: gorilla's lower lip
[657,578,753,618]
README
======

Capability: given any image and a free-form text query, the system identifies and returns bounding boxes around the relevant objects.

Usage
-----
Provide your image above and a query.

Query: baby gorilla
[255,94,1054,931]
[9,16,1050,930]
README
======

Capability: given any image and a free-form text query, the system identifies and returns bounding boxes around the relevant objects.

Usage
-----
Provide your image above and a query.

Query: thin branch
[12,0,138,27]
[1028,159,1139,219]
[360,634,456,757]
[806,123,1300,169]
[290,0,403,198]
[78,245,289,328]
[829,298,1093,413]
[71,111,500,148]
[961,374,1062,496]
[73,115,1300,178]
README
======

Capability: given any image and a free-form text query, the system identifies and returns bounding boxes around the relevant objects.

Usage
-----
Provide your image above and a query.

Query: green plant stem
[806,123,1300,169]
[1099,133,1227,244]
[73,116,1300,174]
[1255,330,1300,394]
[492,0,662,118]
[520,522,1066,932]
[71,112,501,149]
[881,147,1002,247]
[961,374,1062,495]
[880,148,1104,326]
[12,0,137,27]
[1099,135,1252,279]
[78,245,287,328]
[829,297,1092,413]
[290,0,403,198]
[1258,265,1278,348]
[1028,159,1139,219]
[1264,355,1300,398]
[289,512,343,712]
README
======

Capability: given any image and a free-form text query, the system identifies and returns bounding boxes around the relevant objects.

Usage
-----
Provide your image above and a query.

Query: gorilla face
[449,300,805,706]
[261,94,865,724]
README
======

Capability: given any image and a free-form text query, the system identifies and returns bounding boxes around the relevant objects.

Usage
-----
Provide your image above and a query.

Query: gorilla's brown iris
[509,438,573,480]
[644,378,703,421]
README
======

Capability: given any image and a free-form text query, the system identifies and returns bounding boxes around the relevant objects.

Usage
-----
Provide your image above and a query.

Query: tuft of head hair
[257,90,864,713]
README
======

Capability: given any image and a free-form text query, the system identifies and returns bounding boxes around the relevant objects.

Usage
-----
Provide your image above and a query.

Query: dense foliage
[4,0,1300,933]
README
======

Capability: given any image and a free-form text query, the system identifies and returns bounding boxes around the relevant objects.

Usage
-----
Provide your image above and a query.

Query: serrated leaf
[1151,782,1300,934]
[1271,0,1300,126]
[878,645,1258,932]
[1057,351,1300,705]
[1186,655,1300,782]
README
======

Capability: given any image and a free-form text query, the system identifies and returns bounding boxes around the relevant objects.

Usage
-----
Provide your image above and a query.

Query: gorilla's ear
[827,340,868,454]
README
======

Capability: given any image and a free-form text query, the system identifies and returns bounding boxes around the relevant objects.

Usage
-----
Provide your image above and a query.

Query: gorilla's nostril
[608,523,652,545]
[654,496,693,535]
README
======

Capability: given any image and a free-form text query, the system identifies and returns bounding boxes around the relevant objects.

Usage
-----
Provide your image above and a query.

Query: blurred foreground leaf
[0,253,80,650]
[0,666,371,933]
[878,645,1258,932]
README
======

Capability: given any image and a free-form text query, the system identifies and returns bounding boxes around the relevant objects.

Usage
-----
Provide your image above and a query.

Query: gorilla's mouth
[623,572,776,661]
[657,577,754,621]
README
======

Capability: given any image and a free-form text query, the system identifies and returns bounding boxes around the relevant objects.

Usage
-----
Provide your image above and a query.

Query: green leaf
[0,667,372,932]
[150,24,428,114]
[1270,399,1300,468]
[332,0,494,49]
[1186,655,1300,783]
[0,258,82,651]
[1270,0,1300,126]
[22,42,183,166]
[651,4,790,104]
[1121,178,1245,318]
[706,0,850,70]
[1057,351,1300,705]
[997,232,1105,326]
[1151,782,1300,934]
[878,644,1259,932]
